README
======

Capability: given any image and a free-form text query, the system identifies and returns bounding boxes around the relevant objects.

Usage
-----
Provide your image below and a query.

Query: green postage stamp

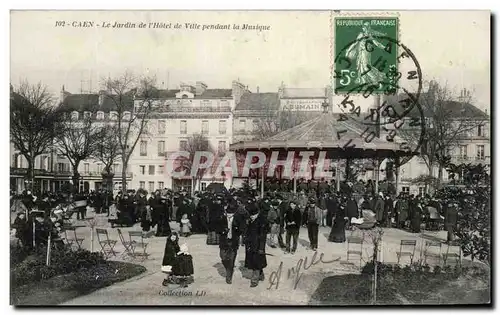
[334,16,399,94]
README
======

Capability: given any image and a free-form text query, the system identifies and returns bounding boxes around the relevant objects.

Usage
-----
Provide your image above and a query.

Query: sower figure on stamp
[219,199,246,284]
[244,203,268,288]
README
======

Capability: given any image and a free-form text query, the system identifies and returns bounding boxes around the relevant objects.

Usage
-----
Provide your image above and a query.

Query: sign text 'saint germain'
[281,99,324,111]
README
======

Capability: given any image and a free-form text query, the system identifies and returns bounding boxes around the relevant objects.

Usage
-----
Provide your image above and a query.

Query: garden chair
[442,241,462,267]
[128,231,149,261]
[63,226,85,250]
[117,228,136,259]
[396,240,417,265]
[346,236,364,268]
[95,228,117,258]
[423,241,442,265]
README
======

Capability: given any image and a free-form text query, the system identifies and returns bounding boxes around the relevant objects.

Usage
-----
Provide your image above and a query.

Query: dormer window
[110,111,118,120]
[83,111,92,119]
[123,111,131,120]
[71,111,79,120]
[96,111,104,120]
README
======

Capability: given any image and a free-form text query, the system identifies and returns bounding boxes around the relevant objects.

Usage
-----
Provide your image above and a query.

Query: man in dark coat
[283,200,302,254]
[395,193,409,229]
[275,194,287,249]
[444,202,458,243]
[374,192,385,225]
[207,195,224,245]
[384,195,394,228]
[345,195,358,229]
[219,200,246,284]
[326,193,338,227]
[410,198,422,233]
[244,204,268,288]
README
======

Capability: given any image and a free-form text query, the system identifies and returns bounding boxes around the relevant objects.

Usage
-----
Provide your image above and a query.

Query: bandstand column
[374,157,382,194]
[260,165,265,198]
[395,157,401,195]
[336,161,340,192]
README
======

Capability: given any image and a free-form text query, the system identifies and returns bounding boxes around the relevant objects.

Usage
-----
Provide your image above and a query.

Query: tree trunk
[121,157,129,194]
[72,163,81,193]
[437,166,444,189]
[27,156,34,192]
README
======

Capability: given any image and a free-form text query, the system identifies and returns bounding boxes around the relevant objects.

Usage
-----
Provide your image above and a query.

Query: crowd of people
[10,177,461,288]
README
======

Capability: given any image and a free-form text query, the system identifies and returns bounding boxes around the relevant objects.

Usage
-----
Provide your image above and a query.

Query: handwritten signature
[267,251,340,290]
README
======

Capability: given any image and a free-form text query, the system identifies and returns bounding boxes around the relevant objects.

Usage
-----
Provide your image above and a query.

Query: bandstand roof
[229,112,417,159]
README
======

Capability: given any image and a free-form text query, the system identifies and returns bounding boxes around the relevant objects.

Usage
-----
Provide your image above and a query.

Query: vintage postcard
[10,10,491,306]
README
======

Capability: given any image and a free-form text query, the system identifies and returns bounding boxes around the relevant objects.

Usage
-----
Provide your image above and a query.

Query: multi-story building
[129,80,247,192]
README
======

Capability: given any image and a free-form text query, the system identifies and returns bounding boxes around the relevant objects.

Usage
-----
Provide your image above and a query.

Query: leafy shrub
[10,246,106,288]
[10,244,32,266]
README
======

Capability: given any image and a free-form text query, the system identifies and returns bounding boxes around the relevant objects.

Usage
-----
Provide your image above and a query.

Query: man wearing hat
[303,197,322,250]
[219,200,246,284]
[244,203,268,287]
[283,199,302,254]
[275,194,287,249]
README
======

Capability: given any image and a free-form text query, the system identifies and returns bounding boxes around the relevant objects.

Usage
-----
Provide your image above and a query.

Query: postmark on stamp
[334,16,399,94]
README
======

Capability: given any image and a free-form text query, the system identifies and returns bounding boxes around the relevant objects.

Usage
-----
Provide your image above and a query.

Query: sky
[10,10,490,110]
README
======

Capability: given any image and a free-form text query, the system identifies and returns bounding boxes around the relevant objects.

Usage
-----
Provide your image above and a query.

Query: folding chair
[95,228,117,258]
[117,228,136,259]
[443,241,462,267]
[396,240,417,265]
[346,236,364,268]
[423,241,442,265]
[128,231,149,260]
[63,226,85,250]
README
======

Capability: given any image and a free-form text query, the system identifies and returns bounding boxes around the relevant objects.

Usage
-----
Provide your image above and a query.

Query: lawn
[309,266,490,305]
[11,260,147,306]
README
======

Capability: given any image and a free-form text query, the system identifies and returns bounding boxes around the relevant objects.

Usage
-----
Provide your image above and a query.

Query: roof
[235,92,279,111]
[230,112,415,159]
[153,88,233,99]
[281,88,329,99]
[60,93,134,112]
[384,93,489,119]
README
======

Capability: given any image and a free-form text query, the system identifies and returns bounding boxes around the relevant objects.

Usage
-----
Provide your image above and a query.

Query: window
[418,187,425,196]
[158,181,164,189]
[140,140,147,156]
[252,119,259,129]
[113,163,119,173]
[97,111,104,120]
[139,181,145,189]
[201,182,207,191]
[158,141,165,156]
[149,165,155,175]
[57,163,65,172]
[239,119,246,131]
[402,187,410,193]
[71,111,79,120]
[123,111,131,120]
[148,181,154,192]
[84,163,89,174]
[218,141,227,153]
[478,125,484,137]
[180,120,187,134]
[139,165,145,175]
[476,145,485,160]
[179,140,188,151]
[97,163,102,173]
[219,120,227,135]
[201,120,209,135]
[459,145,468,159]
[110,111,118,120]
[83,111,91,119]
[201,100,211,106]
[158,120,166,134]
[158,165,165,174]
[220,100,229,107]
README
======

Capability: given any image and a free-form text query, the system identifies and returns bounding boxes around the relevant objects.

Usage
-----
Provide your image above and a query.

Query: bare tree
[102,72,157,193]
[93,124,122,191]
[185,133,215,193]
[54,114,102,191]
[252,108,309,140]
[10,81,63,191]
[399,81,488,188]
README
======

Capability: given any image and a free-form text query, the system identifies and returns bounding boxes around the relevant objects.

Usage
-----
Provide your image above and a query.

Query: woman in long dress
[328,198,348,243]
[345,21,387,86]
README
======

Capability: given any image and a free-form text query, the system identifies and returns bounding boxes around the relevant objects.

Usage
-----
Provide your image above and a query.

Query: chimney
[232,80,246,105]
[256,86,260,93]
[195,81,207,96]
[98,90,106,106]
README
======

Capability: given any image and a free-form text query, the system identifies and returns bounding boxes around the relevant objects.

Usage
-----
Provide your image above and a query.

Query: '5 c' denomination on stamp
[334,16,399,94]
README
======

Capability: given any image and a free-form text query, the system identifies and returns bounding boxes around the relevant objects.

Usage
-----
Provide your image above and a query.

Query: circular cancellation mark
[333,35,426,166]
